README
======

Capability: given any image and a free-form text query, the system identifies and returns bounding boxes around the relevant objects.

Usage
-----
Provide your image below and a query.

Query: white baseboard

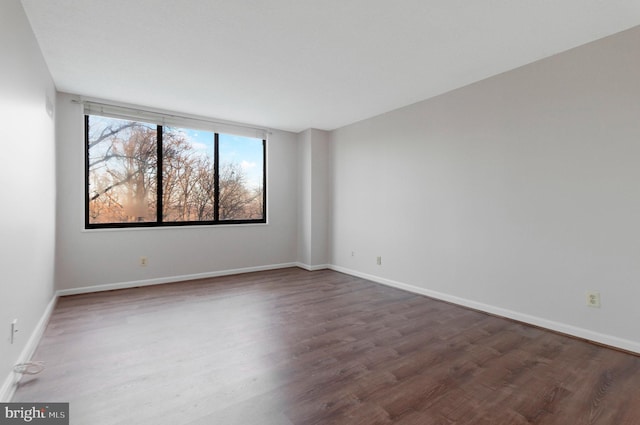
[329,265,640,354]
[0,294,58,402]
[57,262,300,296]
[295,262,329,272]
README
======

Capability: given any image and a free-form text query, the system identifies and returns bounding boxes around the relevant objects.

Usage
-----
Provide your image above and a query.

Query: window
[86,114,266,228]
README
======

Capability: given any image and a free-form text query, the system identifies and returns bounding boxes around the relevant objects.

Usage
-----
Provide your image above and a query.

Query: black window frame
[84,114,267,229]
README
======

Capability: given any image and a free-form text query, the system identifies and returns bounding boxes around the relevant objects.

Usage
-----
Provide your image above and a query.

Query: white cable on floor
[14,361,45,375]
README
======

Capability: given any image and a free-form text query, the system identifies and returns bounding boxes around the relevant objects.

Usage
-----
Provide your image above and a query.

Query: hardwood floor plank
[11,268,640,424]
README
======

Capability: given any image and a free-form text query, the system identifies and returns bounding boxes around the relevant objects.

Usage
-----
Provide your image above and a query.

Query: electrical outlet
[140,256,148,267]
[586,291,600,308]
[351,251,355,257]
[10,319,18,344]
[376,256,382,265]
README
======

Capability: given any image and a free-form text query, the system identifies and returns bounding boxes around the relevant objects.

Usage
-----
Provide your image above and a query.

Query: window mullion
[214,133,220,222]
[157,125,163,223]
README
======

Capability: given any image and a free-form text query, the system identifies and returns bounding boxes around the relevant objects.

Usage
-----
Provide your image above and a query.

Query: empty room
[2,0,640,423]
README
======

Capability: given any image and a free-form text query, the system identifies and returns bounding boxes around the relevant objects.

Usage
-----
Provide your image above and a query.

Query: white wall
[310,130,330,267]
[55,93,299,292]
[330,26,640,352]
[0,0,57,399]
[297,129,330,269]
[297,130,312,266]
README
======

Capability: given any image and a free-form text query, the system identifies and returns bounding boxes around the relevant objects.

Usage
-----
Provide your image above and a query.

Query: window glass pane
[218,134,264,220]
[162,127,215,222]
[87,116,157,224]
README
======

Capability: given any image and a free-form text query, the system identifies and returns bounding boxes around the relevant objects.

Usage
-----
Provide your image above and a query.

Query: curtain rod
[71,98,272,135]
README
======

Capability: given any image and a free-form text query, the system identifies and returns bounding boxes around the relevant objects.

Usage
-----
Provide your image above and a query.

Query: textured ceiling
[21,0,640,132]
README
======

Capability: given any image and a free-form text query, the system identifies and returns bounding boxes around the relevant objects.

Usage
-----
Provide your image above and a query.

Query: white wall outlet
[376,256,382,265]
[10,319,18,344]
[140,256,148,267]
[351,251,355,257]
[586,291,601,308]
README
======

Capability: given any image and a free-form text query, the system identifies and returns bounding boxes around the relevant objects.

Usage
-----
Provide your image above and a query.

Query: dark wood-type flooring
[12,268,640,424]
